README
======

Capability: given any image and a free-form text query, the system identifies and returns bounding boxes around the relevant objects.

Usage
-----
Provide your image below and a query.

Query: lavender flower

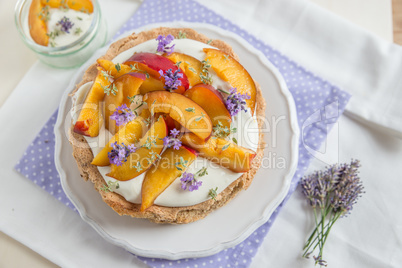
[300,169,338,208]
[180,167,207,192]
[159,69,183,91]
[313,256,327,267]
[301,160,363,216]
[330,160,364,216]
[108,142,137,166]
[163,128,182,150]
[110,104,135,126]
[225,87,251,116]
[57,17,74,33]
[301,160,364,266]
[170,128,180,137]
[180,172,202,191]
[156,34,175,55]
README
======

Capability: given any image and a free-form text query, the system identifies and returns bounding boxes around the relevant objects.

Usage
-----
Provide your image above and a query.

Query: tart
[68,27,266,224]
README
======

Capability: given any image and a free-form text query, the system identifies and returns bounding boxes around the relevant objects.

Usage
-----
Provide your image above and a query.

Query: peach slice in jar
[106,116,168,181]
[28,0,49,46]
[203,48,257,115]
[181,133,256,173]
[184,84,231,130]
[143,91,213,141]
[73,66,110,137]
[140,145,198,211]
[41,0,94,13]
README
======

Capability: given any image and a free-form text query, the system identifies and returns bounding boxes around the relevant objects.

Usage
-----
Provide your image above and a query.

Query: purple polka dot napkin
[15,111,76,211]
[15,0,351,267]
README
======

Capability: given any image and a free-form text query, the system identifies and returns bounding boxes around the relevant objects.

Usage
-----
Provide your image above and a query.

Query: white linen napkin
[200,0,402,138]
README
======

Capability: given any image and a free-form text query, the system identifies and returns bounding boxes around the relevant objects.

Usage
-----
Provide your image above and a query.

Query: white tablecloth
[1,0,401,267]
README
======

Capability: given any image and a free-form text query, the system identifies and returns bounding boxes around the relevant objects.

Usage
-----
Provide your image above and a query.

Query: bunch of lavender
[300,160,364,266]
[159,69,183,91]
[107,142,137,166]
[163,128,182,150]
[110,104,135,126]
[156,34,175,55]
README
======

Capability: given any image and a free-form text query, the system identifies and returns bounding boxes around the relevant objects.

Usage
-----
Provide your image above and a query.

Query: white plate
[54,22,299,260]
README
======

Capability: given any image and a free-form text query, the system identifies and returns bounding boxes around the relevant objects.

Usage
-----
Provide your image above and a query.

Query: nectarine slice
[29,0,49,46]
[143,91,212,141]
[181,133,256,173]
[119,73,146,105]
[139,76,166,95]
[91,115,149,166]
[73,67,110,137]
[140,146,197,211]
[124,52,189,94]
[156,113,182,133]
[104,81,124,134]
[104,73,145,134]
[106,116,168,181]
[203,48,257,115]
[97,59,166,95]
[97,59,132,79]
[41,0,94,13]
[166,52,203,87]
[184,84,231,129]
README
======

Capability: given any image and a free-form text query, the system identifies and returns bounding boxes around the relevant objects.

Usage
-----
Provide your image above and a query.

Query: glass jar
[15,0,107,69]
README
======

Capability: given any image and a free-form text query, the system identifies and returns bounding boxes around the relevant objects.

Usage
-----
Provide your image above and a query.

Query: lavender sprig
[57,16,74,33]
[180,167,208,192]
[300,160,364,266]
[163,128,182,150]
[100,180,120,192]
[159,69,183,91]
[110,104,135,126]
[200,60,213,85]
[220,87,251,117]
[156,34,175,55]
[108,142,137,166]
[213,121,237,138]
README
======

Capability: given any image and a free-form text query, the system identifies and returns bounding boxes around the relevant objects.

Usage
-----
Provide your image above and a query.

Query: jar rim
[14,0,101,55]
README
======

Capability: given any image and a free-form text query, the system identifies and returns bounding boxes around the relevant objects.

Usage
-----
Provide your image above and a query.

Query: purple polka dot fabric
[15,0,350,267]
[15,112,76,212]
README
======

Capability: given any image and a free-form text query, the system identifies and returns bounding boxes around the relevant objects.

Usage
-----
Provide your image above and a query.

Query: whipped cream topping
[46,8,93,47]
[72,38,259,207]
